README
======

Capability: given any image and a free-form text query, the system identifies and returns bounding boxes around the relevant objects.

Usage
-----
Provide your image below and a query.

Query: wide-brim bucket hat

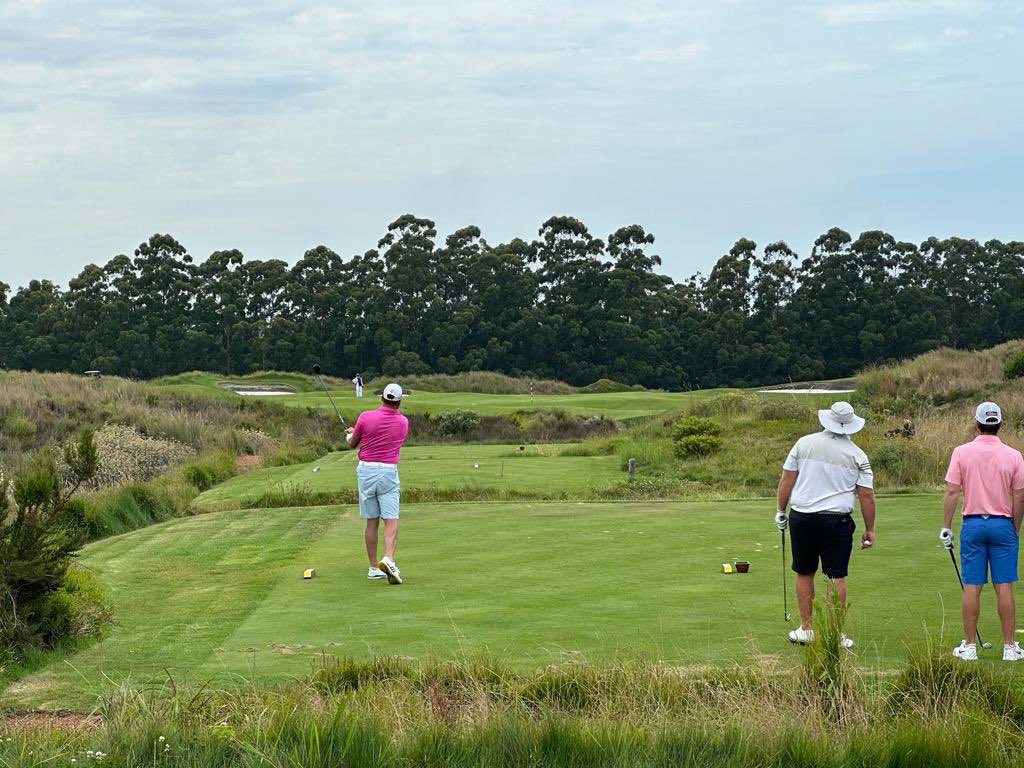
[818,401,865,435]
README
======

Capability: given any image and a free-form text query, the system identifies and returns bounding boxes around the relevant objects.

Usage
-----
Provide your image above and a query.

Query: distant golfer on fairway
[775,401,875,648]
[346,383,408,584]
[941,401,1024,661]
[352,373,364,398]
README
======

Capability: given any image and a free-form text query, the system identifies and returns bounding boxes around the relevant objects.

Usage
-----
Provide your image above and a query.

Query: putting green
[8,495,1005,709]
[193,444,622,510]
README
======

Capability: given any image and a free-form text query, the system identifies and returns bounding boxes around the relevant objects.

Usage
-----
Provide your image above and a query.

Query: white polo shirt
[783,430,873,514]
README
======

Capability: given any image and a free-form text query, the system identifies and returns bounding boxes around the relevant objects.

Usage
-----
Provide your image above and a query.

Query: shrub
[3,414,37,444]
[673,434,723,458]
[1005,350,1024,380]
[57,424,195,489]
[435,410,482,437]
[38,566,111,643]
[672,416,722,440]
[0,431,97,652]
[181,450,236,492]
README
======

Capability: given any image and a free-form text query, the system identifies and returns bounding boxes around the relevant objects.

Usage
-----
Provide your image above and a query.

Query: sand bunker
[218,383,297,396]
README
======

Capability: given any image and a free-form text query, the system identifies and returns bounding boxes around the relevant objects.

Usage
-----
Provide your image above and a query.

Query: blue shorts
[960,515,1018,585]
[357,461,400,520]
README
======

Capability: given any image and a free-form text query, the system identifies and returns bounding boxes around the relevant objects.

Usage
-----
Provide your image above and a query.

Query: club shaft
[948,547,986,648]
[781,528,789,621]
[315,373,345,425]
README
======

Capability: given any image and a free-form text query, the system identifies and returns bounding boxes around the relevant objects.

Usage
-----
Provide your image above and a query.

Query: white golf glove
[940,528,954,550]
[774,511,788,532]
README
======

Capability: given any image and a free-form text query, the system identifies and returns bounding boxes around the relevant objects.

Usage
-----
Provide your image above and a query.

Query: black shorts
[789,510,856,578]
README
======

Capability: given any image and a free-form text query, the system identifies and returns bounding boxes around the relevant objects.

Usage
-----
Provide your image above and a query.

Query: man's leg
[826,577,847,607]
[365,518,380,568]
[993,583,1016,644]
[796,573,815,628]
[383,519,399,560]
[963,584,982,644]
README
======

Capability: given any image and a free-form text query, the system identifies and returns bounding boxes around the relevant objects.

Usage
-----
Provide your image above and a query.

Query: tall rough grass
[5,652,1024,767]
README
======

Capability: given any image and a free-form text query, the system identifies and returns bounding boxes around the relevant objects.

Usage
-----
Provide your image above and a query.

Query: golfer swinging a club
[941,402,1024,661]
[774,401,876,648]
[346,383,409,584]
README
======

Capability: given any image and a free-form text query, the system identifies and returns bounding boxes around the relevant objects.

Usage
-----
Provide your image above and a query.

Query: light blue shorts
[357,461,400,520]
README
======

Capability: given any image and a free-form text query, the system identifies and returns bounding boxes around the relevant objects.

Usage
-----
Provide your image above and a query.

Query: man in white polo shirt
[774,401,876,647]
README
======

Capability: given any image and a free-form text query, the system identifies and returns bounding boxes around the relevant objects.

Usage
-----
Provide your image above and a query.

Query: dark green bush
[1005,351,1024,380]
[673,434,723,458]
[436,409,482,437]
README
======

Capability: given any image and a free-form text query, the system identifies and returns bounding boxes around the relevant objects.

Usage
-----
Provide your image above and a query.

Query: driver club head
[313,364,322,375]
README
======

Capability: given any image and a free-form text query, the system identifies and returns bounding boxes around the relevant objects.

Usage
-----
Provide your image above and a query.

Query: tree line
[1,214,1021,389]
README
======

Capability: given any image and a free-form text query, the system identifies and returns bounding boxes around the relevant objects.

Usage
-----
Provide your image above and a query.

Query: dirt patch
[1,711,100,733]
[237,455,262,472]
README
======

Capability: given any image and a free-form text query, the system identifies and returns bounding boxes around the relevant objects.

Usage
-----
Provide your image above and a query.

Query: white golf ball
[864,540,872,547]
[473,463,479,469]
[312,466,320,473]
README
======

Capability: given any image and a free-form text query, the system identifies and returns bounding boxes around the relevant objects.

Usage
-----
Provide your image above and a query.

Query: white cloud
[630,42,710,64]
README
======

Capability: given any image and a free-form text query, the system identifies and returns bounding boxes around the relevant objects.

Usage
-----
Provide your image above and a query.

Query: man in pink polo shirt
[941,401,1024,661]
[346,383,409,585]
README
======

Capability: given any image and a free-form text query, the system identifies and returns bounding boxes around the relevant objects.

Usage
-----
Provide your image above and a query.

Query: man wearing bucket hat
[346,383,409,584]
[774,401,876,647]
[941,401,1024,661]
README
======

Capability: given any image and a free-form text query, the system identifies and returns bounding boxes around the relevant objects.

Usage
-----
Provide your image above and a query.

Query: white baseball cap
[818,401,866,435]
[975,401,1002,425]
[382,383,404,402]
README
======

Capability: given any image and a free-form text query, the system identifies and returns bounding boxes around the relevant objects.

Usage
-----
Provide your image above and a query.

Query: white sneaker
[367,567,386,580]
[840,633,855,649]
[378,557,402,585]
[1003,642,1024,661]
[788,626,814,644]
[953,641,978,660]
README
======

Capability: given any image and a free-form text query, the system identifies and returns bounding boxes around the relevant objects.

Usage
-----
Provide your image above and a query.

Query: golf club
[781,528,791,622]
[947,545,993,649]
[312,364,346,425]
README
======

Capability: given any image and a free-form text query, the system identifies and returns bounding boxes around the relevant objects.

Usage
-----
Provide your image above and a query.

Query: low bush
[181,450,237,492]
[1005,350,1024,380]
[436,410,482,436]
[673,434,723,458]
[672,416,722,440]
[56,424,195,490]
[37,566,111,643]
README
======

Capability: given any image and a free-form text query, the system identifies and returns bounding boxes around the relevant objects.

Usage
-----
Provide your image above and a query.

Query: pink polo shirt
[352,406,409,464]
[945,435,1024,517]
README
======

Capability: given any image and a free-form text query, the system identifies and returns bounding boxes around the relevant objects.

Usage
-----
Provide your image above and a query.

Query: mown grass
[7,494,996,709]
[191,444,623,512]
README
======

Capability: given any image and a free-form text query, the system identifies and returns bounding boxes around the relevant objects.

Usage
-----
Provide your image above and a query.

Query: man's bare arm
[777,469,798,512]
[857,485,876,547]
[1012,488,1024,534]
[943,482,962,529]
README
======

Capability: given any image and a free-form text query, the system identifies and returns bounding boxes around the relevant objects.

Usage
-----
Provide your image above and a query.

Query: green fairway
[193,444,623,510]
[285,389,733,419]
[156,374,734,419]
[8,494,1002,709]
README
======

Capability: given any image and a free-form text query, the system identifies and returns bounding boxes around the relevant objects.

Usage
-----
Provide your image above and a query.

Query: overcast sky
[0,0,1021,290]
